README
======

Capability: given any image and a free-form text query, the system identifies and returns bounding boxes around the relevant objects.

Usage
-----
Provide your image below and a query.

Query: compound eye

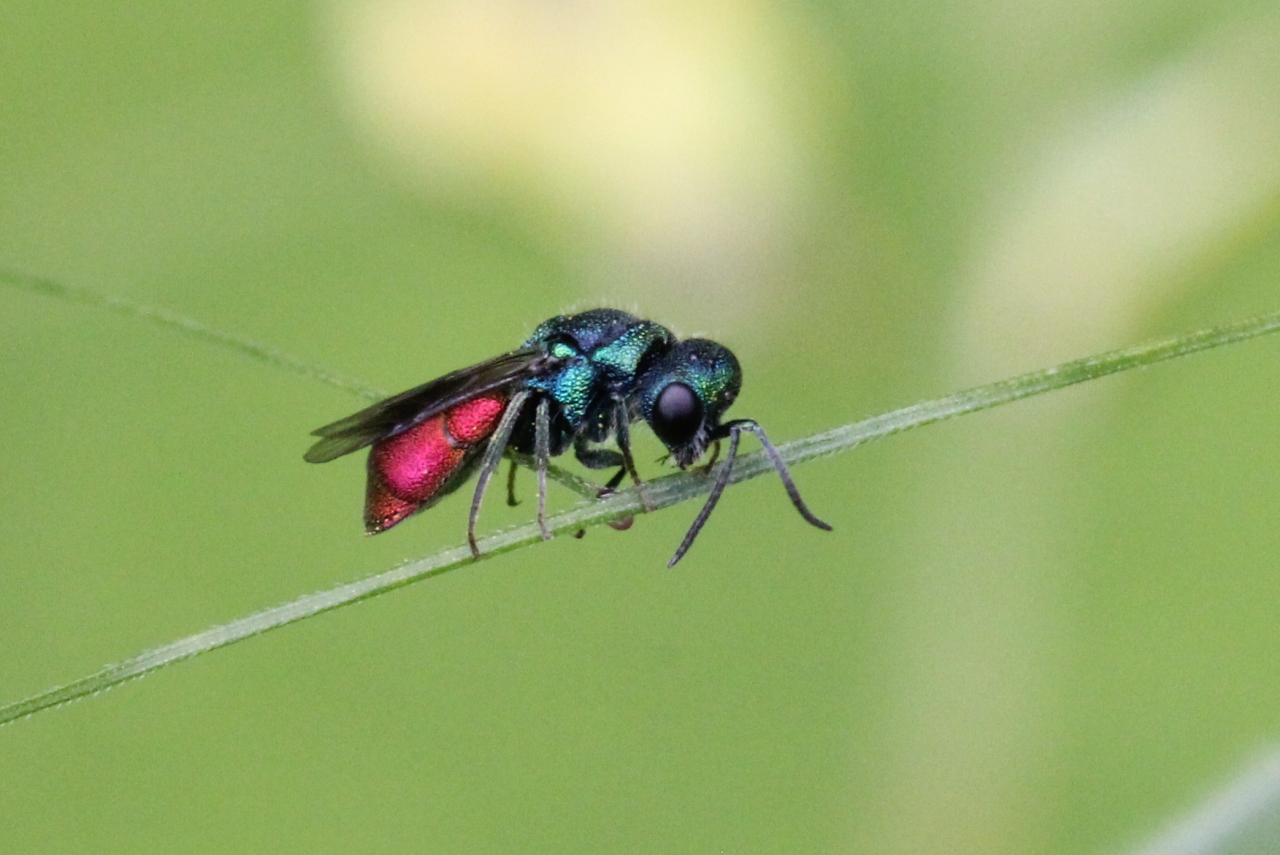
[651,383,704,449]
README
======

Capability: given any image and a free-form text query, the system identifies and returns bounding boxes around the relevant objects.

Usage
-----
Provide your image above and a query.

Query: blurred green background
[3,1,1280,852]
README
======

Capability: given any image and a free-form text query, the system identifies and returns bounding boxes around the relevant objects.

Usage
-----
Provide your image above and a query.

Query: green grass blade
[1125,747,1280,855]
[779,310,1280,467]
[0,265,387,402]
[0,266,602,499]
[3,277,1280,725]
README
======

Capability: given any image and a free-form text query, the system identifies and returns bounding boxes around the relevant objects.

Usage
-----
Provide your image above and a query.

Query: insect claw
[699,440,721,474]
[636,484,656,512]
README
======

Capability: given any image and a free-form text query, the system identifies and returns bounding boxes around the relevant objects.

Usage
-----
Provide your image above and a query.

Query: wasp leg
[613,401,655,511]
[667,419,830,567]
[506,458,520,507]
[733,419,831,532]
[572,437,634,532]
[506,452,603,500]
[700,440,721,474]
[668,426,741,567]
[534,396,552,541]
[468,390,531,558]
[572,436,625,492]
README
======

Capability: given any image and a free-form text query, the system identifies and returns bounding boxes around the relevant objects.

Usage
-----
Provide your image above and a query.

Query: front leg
[573,435,626,492]
[613,401,655,511]
[572,435,636,531]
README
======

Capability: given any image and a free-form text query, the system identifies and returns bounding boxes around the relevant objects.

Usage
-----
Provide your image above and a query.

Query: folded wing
[303,347,554,464]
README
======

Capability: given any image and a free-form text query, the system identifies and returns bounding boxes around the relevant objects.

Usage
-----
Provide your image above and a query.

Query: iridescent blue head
[521,309,672,443]
[636,339,742,467]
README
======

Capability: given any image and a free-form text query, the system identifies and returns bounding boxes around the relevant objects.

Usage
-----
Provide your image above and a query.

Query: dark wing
[304,347,555,463]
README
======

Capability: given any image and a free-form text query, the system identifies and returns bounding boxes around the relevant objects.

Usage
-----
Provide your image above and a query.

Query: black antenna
[668,419,830,567]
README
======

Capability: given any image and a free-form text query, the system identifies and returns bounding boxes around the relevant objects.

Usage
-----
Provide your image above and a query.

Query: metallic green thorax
[512,309,743,468]
[522,310,671,428]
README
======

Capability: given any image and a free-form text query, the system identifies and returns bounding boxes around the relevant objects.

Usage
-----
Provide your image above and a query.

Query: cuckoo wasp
[305,309,830,566]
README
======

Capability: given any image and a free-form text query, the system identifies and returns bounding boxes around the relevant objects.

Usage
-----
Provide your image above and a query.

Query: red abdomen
[364,394,508,533]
